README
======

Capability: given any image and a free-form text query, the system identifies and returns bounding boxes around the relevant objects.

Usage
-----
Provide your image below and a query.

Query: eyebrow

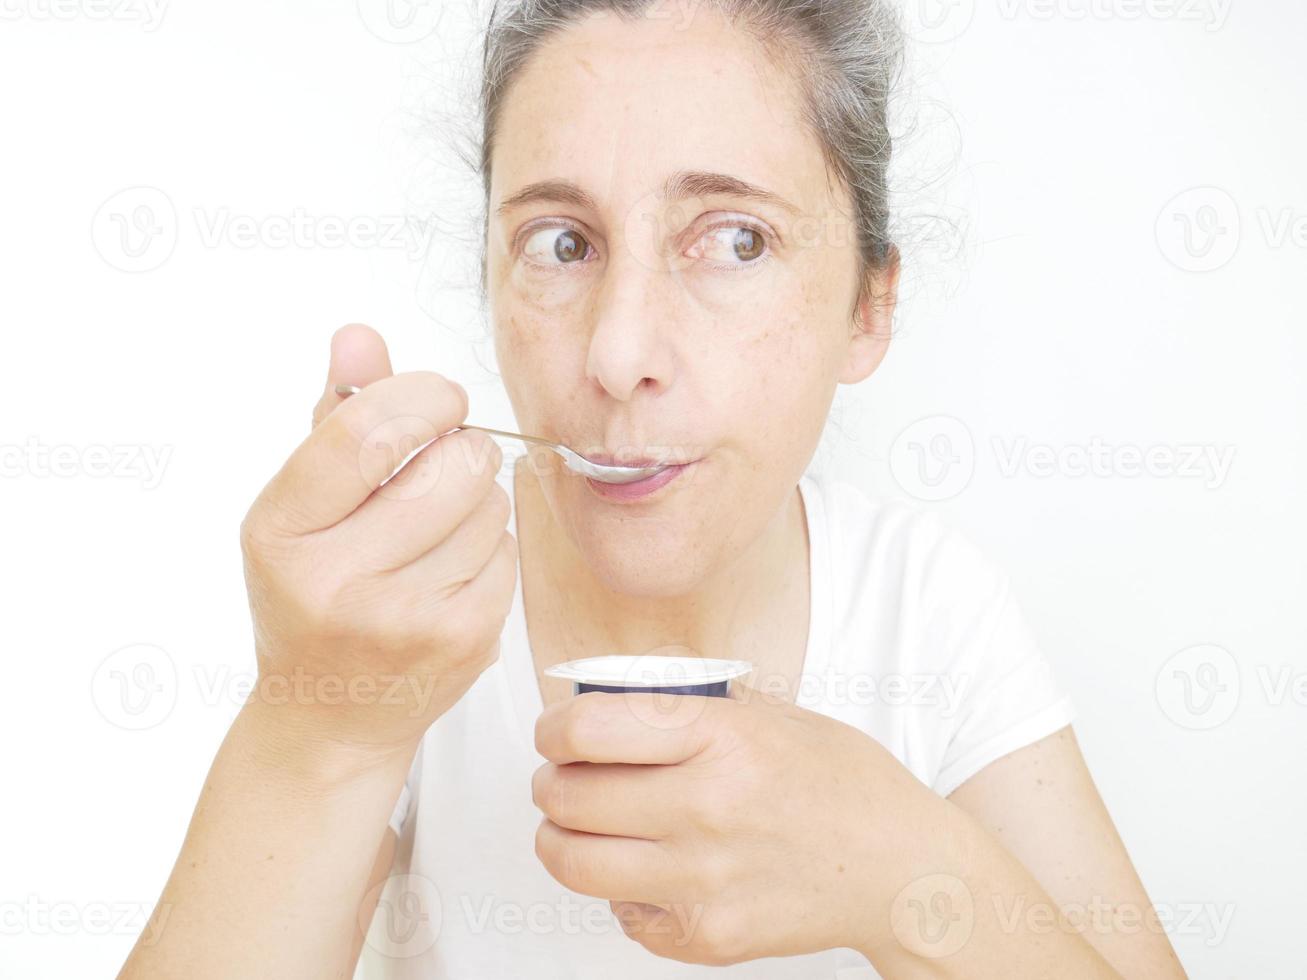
[494,169,801,218]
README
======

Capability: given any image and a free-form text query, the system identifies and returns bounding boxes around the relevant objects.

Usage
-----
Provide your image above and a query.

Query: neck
[513,456,809,664]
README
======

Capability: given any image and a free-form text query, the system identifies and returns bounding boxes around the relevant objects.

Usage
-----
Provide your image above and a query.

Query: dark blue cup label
[574,680,731,698]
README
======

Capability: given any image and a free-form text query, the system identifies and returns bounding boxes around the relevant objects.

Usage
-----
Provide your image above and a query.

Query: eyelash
[516,218,775,275]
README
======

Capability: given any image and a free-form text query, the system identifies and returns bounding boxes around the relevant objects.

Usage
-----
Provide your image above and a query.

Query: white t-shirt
[362,456,1075,980]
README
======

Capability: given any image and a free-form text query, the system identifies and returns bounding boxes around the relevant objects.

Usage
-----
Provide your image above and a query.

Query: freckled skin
[486,7,899,659]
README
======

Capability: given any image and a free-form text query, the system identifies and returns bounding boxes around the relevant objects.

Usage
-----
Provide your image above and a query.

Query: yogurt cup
[544,654,754,698]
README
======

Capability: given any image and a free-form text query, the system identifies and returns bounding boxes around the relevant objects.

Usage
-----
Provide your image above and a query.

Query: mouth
[581,451,673,468]
[584,459,696,502]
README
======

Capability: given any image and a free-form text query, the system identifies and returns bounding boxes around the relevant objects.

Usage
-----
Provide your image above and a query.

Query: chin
[578,534,709,598]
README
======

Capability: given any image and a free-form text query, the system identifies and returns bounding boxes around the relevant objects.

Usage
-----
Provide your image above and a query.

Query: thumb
[311,323,395,429]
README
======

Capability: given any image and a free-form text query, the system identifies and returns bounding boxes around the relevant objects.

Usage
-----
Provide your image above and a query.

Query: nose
[583,245,676,402]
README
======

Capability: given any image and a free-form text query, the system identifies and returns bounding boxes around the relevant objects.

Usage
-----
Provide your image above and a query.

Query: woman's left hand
[531,686,947,966]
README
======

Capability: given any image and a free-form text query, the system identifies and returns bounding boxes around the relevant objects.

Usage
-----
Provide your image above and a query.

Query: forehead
[491,9,831,218]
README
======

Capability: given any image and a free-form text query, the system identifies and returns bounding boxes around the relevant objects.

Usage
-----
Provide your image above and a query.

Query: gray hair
[473,0,905,309]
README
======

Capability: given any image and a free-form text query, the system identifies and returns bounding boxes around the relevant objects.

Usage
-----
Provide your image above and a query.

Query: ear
[838,244,900,385]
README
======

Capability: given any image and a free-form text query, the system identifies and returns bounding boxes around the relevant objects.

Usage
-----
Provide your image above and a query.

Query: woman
[119,1,1187,977]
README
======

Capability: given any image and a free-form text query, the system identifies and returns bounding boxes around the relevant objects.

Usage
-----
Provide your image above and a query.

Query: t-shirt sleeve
[930,578,1076,798]
[385,741,424,838]
[386,779,412,838]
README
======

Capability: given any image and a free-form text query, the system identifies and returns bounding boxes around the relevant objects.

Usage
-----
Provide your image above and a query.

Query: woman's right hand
[237,323,518,755]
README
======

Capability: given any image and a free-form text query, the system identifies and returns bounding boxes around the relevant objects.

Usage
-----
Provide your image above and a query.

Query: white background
[1,1,1302,978]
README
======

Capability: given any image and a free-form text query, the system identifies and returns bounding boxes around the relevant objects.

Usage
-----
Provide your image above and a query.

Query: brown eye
[522,226,592,266]
[554,229,586,262]
[732,227,765,262]
[690,223,771,267]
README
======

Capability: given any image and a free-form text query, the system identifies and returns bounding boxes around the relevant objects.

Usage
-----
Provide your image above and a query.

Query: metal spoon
[333,383,667,485]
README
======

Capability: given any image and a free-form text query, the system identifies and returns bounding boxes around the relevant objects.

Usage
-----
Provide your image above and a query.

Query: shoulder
[805,469,1028,692]
[806,472,1075,796]
[807,470,1011,626]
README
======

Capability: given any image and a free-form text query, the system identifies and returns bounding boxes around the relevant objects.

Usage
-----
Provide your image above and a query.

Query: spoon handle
[455,423,557,450]
[334,384,556,452]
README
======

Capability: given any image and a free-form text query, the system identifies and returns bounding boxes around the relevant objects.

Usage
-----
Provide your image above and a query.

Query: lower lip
[586,461,694,501]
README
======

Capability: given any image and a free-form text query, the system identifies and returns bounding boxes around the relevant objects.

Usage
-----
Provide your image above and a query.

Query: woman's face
[488,8,896,597]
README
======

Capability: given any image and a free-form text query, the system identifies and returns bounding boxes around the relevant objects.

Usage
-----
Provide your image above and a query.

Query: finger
[375,467,509,583]
[531,762,679,840]
[260,370,469,535]
[311,323,395,430]
[534,690,724,765]
[452,527,518,632]
[534,819,687,905]
[327,427,504,571]
[388,526,518,650]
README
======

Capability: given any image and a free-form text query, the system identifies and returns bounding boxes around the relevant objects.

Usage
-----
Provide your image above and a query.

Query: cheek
[506,263,591,316]
[740,252,851,380]
[670,259,792,325]
[495,288,574,373]
[725,280,828,384]
[690,350,814,484]
[494,312,561,416]
[709,304,836,461]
